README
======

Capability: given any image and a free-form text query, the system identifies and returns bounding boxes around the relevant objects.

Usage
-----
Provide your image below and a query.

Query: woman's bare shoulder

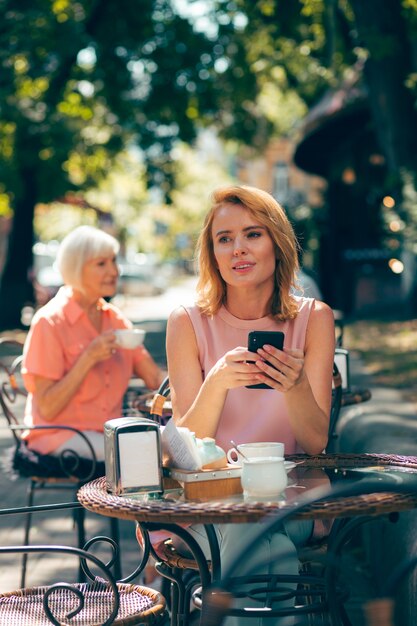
[167,305,195,336]
[167,306,199,364]
[312,299,334,317]
[168,305,188,321]
[168,305,192,328]
[307,299,335,332]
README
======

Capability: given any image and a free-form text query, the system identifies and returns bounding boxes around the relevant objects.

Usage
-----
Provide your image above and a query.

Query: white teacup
[227,442,285,466]
[115,329,146,349]
[241,456,288,498]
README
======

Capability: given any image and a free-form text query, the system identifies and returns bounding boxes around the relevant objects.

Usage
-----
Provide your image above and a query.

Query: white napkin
[161,420,202,470]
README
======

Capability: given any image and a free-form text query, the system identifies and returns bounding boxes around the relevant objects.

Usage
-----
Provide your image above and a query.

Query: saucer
[229,460,297,472]
[284,461,297,473]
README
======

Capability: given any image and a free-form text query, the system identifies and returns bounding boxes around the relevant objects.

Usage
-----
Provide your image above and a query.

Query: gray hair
[56,225,120,290]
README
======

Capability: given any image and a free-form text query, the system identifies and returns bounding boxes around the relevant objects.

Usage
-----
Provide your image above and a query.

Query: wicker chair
[0,338,120,586]
[148,525,219,625]
[0,537,167,625]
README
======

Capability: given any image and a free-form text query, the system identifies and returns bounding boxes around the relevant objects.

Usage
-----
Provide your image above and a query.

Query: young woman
[22,225,164,461]
[167,185,335,624]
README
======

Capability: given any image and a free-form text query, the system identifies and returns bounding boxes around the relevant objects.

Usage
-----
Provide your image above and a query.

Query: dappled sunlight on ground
[345,319,417,407]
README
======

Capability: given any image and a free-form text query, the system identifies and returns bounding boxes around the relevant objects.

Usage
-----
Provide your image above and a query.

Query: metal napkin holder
[104,417,163,496]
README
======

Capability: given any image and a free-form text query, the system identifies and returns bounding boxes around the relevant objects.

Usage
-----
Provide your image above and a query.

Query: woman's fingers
[88,333,118,361]
[255,346,304,389]
[216,347,264,387]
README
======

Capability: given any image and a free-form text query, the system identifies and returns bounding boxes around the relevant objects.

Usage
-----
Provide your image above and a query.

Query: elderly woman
[22,225,164,461]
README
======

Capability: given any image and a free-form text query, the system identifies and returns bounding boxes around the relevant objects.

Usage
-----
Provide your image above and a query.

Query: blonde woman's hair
[196,185,300,320]
[56,225,119,291]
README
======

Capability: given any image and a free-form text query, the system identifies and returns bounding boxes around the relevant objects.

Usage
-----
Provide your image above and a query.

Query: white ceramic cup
[227,441,285,465]
[241,456,288,498]
[114,329,146,349]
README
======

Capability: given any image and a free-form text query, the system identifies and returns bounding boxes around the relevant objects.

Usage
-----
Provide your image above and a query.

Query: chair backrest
[328,358,343,451]
[0,340,26,446]
[333,309,345,347]
[334,347,350,391]
[150,375,172,424]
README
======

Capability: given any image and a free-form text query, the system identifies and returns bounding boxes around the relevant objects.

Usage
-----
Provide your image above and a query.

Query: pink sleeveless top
[185,297,314,454]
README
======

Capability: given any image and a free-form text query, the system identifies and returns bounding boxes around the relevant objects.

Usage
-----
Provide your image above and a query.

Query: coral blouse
[185,297,314,454]
[22,287,149,455]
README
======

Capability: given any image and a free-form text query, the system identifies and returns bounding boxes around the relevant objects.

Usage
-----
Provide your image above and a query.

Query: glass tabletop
[128,463,417,506]
[78,454,417,523]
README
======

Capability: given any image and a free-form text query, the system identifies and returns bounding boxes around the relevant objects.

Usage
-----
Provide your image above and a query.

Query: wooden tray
[165,466,243,499]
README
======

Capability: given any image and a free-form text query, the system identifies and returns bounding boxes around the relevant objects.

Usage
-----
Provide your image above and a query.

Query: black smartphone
[246,330,285,389]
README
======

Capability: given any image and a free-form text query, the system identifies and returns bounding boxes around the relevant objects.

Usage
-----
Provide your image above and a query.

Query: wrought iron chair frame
[0,500,168,626]
[0,338,120,586]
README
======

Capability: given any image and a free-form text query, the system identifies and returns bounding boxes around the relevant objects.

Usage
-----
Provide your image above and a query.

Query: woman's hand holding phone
[246,331,285,389]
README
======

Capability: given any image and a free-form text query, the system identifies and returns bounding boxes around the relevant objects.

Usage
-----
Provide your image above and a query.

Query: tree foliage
[0,0,267,328]
[3,0,417,326]
[222,0,417,188]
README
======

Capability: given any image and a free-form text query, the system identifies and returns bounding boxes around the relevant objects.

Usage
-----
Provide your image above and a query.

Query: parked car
[118,260,167,297]
[33,241,62,305]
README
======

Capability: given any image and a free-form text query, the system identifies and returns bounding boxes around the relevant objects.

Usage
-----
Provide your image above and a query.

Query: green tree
[0,0,266,329]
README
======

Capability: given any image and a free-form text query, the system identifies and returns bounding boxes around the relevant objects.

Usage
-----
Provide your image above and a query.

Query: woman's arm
[166,307,261,438]
[32,332,118,421]
[254,301,335,454]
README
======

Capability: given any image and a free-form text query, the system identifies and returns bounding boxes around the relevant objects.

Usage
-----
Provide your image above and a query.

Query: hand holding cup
[114,329,146,349]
